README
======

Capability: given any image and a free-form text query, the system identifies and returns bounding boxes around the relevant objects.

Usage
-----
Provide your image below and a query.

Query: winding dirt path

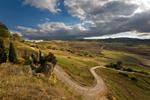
[54,65,108,100]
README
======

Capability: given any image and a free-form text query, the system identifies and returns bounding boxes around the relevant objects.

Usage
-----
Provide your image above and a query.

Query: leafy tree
[9,42,18,63]
[39,50,45,64]
[0,38,7,64]
[45,52,57,65]
[0,22,10,37]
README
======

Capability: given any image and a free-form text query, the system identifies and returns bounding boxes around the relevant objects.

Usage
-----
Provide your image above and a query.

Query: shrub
[9,42,18,63]
[122,68,134,72]
[45,52,57,65]
[130,77,137,81]
[105,61,123,70]
[118,72,128,77]
[31,51,57,76]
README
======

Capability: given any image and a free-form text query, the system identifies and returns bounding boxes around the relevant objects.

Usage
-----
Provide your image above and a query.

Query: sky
[0,0,150,40]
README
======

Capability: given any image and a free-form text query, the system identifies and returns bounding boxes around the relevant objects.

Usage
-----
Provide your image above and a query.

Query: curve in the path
[54,65,107,100]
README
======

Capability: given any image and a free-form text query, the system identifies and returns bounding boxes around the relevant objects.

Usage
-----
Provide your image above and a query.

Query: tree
[39,50,45,64]
[0,38,7,64]
[9,42,18,63]
[45,52,57,65]
[0,22,10,38]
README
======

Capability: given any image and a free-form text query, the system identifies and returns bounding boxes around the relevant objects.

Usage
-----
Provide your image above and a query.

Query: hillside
[0,23,82,100]
[0,23,150,100]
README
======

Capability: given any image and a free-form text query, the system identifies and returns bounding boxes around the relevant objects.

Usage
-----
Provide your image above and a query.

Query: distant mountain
[96,38,150,44]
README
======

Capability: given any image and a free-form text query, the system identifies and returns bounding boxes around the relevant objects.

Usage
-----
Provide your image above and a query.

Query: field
[1,39,150,100]
[96,68,150,100]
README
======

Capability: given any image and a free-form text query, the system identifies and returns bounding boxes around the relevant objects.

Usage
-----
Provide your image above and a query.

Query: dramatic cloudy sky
[0,0,150,39]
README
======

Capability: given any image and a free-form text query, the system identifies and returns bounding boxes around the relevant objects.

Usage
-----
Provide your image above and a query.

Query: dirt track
[54,65,108,100]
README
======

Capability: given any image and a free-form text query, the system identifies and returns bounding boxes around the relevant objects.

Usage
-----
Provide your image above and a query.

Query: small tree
[0,22,11,38]
[39,50,45,64]
[46,52,57,65]
[9,42,18,63]
[0,38,7,64]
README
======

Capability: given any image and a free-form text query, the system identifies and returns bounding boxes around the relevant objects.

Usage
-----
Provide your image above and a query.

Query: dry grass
[0,63,81,100]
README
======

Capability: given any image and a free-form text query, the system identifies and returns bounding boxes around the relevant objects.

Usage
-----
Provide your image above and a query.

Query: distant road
[54,65,108,100]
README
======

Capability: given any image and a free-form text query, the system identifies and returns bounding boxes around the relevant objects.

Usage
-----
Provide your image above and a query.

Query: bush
[45,52,57,65]
[105,61,123,70]
[31,51,57,76]
[9,42,18,64]
[118,72,128,77]
[122,68,134,72]
[130,77,137,81]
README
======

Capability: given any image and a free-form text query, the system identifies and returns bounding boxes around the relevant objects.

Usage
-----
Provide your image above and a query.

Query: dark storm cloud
[92,1,138,16]
[123,11,150,32]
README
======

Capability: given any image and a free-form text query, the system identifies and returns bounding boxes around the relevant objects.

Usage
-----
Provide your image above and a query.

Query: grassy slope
[96,68,150,100]
[22,40,150,99]
[0,63,82,100]
[35,41,101,86]
[34,41,150,85]
[0,63,60,99]
[56,56,97,86]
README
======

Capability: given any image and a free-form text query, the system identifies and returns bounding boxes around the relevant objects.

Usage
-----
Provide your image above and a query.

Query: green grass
[96,68,150,100]
[124,65,150,74]
[23,40,150,99]
[56,56,97,86]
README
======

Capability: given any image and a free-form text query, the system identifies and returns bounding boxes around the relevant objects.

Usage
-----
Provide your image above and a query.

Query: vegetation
[9,42,18,64]
[23,50,32,65]
[0,22,10,37]
[105,61,123,70]
[0,63,81,100]
[0,22,149,100]
[0,38,7,64]
[96,68,150,100]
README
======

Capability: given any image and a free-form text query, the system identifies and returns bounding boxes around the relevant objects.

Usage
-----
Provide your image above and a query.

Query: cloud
[17,22,91,39]
[18,0,150,39]
[84,31,150,39]
[23,0,60,13]
[64,0,138,20]
[17,26,38,33]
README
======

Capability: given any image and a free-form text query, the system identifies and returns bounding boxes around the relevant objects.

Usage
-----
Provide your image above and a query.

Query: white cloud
[17,26,38,33]
[18,0,150,39]
[23,0,60,13]
[17,21,89,36]
[37,22,72,33]
[10,30,23,37]
[64,0,103,20]
[84,31,150,39]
